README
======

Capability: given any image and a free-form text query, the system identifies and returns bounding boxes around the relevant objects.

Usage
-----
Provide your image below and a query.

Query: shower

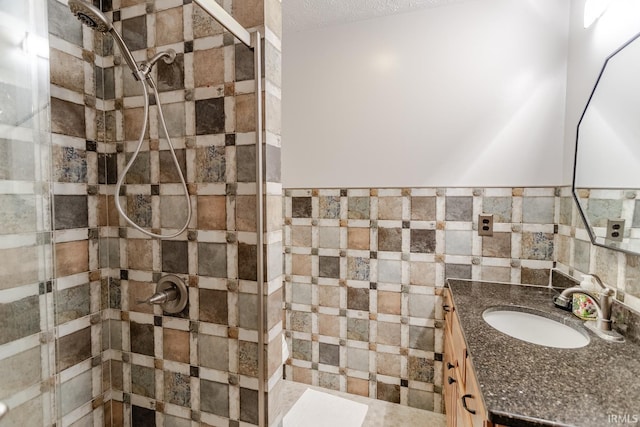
[68,0,191,239]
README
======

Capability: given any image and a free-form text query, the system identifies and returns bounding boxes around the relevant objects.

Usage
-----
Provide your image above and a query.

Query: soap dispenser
[572,275,598,320]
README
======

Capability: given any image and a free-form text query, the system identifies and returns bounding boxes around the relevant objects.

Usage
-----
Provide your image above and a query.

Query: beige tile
[482,232,511,258]
[236,195,256,232]
[199,334,229,371]
[163,328,190,363]
[265,0,282,40]
[235,93,256,133]
[291,225,311,247]
[291,254,311,276]
[348,228,370,250]
[480,266,511,283]
[292,366,312,384]
[124,107,148,141]
[127,239,153,270]
[232,0,264,29]
[0,246,40,290]
[266,195,282,232]
[198,195,227,230]
[318,285,340,307]
[411,196,436,221]
[268,334,283,377]
[0,347,40,400]
[56,240,89,277]
[376,352,401,377]
[50,49,84,93]
[156,7,183,46]
[193,47,224,88]
[376,321,401,346]
[128,280,155,314]
[409,261,436,286]
[377,291,400,315]
[378,197,403,220]
[318,313,340,337]
[267,287,283,330]
[347,377,369,397]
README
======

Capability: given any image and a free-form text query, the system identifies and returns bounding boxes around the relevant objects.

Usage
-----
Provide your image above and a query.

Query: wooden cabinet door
[464,357,488,427]
[444,336,457,427]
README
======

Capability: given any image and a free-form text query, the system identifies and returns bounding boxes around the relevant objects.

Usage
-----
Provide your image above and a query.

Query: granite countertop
[447,279,640,427]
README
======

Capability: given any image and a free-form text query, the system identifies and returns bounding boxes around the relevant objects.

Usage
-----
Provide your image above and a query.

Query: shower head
[67,0,143,80]
[68,0,112,33]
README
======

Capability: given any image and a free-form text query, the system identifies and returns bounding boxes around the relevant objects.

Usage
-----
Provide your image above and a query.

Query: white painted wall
[564,0,640,185]
[282,0,570,188]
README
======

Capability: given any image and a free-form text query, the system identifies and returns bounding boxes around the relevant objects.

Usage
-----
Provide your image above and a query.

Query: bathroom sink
[482,307,590,349]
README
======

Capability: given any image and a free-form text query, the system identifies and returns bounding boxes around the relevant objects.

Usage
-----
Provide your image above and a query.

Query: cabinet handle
[447,376,456,384]
[447,362,455,370]
[443,304,451,312]
[461,394,476,415]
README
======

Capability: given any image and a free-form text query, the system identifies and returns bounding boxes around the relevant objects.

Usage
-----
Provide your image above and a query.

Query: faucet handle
[587,273,607,289]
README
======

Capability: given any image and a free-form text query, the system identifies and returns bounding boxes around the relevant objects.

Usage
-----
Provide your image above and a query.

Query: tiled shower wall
[3,0,284,426]
[283,187,558,411]
[92,0,283,426]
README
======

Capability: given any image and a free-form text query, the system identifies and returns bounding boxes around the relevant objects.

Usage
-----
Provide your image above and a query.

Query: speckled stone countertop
[447,279,640,427]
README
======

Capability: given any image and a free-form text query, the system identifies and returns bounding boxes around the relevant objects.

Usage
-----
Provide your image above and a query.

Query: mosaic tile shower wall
[88,0,283,425]
[283,187,558,411]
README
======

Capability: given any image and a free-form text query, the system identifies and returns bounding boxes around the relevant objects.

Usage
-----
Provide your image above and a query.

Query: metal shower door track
[193,0,251,47]
[192,2,266,427]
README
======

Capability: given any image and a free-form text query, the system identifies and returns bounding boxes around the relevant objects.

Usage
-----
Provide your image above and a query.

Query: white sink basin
[482,308,590,349]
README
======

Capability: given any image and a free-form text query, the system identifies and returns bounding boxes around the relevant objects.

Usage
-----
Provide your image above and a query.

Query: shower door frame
[191,1,266,426]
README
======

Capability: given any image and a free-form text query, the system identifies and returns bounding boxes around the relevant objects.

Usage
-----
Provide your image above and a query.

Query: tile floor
[280,380,446,427]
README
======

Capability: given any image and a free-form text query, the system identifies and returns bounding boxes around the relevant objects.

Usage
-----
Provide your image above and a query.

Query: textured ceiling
[282,0,472,33]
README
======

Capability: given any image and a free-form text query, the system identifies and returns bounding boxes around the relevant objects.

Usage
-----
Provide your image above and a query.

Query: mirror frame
[572,31,640,256]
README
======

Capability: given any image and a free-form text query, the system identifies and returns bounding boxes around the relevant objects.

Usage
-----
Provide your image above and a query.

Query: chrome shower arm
[139,49,176,78]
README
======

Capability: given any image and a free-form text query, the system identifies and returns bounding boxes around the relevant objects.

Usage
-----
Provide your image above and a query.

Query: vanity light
[584,0,612,28]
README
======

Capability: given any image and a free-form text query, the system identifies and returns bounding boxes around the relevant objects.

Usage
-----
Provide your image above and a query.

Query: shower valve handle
[137,286,179,305]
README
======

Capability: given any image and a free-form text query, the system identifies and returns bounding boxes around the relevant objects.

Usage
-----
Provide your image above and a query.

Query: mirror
[573,31,640,255]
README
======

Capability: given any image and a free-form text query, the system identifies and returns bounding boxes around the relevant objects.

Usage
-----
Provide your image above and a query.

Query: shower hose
[113,72,192,239]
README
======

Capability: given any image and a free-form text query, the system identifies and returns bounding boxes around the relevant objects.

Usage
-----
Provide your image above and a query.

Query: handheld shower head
[68,0,112,33]
[67,0,143,80]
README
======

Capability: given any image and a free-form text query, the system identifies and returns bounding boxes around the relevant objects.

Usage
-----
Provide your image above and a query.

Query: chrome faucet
[553,274,623,342]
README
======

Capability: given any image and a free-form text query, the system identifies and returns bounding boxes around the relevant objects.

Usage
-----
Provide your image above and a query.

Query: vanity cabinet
[444,289,503,427]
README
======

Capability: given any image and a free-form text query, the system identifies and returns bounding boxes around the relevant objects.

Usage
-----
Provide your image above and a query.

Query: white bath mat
[283,388,369,427]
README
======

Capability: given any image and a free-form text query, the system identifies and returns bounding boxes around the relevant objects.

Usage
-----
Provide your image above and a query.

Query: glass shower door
[0,0,55,425]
